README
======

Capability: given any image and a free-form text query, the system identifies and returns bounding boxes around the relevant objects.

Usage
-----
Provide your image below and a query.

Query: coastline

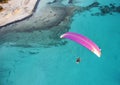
[0,0,41,28]
[0,2,77,47]
[0,0,38,27]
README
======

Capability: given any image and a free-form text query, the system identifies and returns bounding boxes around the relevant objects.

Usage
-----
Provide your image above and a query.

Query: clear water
[0,0,120,85]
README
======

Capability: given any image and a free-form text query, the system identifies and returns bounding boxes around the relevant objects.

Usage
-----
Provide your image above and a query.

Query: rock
[0,0,8,3]
[0,0,38,27]
[116,6,120,13]
[29,50,39,55]
[0,5,3,12]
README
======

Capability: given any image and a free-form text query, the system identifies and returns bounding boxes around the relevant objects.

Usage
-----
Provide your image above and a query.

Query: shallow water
[0,0,120,85]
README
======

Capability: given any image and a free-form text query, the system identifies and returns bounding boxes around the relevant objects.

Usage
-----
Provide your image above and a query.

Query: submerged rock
[91,3,120,16]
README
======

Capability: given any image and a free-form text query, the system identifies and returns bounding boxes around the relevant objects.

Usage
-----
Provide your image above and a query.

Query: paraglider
[76,57,80,64]
[60,32,101,57]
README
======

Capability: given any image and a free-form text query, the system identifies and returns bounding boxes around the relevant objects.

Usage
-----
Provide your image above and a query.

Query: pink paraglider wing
[60,32,101,57]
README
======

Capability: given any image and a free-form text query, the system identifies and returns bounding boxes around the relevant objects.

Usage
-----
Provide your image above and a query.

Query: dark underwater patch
[90,3,120,16]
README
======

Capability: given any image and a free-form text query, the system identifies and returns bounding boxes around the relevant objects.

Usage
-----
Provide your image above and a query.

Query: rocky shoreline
[0,0,41,28]
[0,0,38,27]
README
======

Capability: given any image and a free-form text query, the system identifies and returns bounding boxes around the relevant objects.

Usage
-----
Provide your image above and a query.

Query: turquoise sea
[0,0,120,85]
